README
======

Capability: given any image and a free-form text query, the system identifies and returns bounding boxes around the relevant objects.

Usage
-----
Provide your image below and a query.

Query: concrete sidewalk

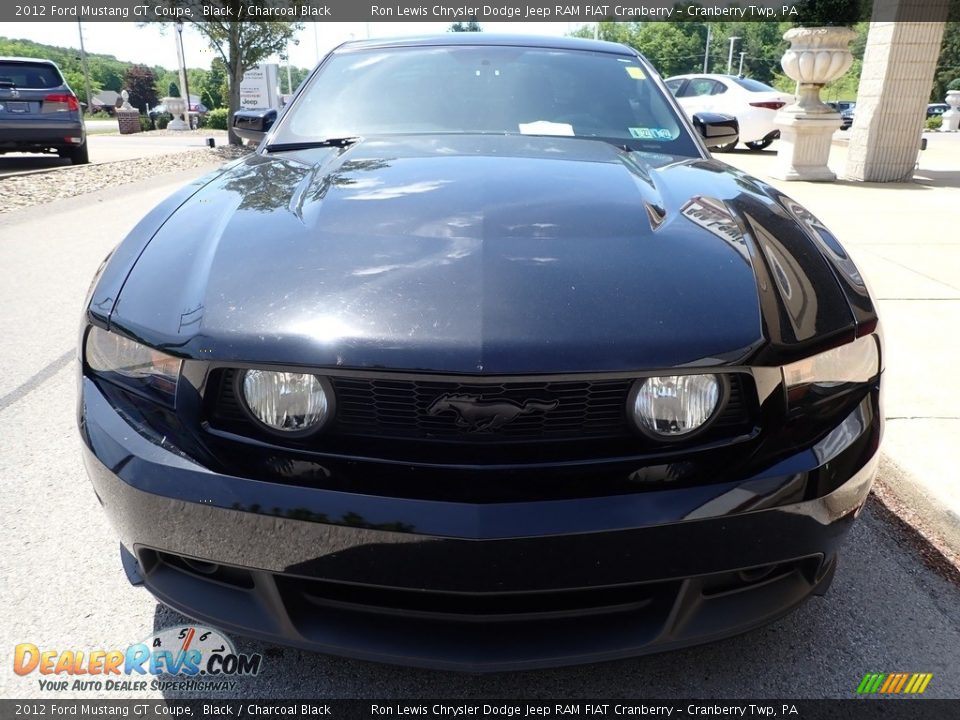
[721,133,960,563]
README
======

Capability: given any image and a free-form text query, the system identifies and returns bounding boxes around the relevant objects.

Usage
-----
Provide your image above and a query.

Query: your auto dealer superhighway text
[370,705,794,717]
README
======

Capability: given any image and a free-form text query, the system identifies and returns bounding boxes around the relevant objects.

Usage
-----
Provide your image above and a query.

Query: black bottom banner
[2,700,958,720]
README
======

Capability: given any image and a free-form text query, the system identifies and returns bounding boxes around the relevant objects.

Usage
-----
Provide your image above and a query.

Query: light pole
[284,42,293,97]
[727,36,742,75]
[702,24,712,73]
[738,51,746,76]
[76,21,93,116]
[174,20,192,128]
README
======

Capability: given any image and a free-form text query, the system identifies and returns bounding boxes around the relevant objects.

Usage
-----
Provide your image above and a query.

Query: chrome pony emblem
[426,394,559,432]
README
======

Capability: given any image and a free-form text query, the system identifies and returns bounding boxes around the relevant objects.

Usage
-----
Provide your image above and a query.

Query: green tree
[168,81,180,98]
[278,64,310,95]
[932,22,960,102]
[572,22,710,78]
[149,2,301,144]
[202,57,228,109]
[124,65,159,112]
[154,68,179,100]
[88,58,124,92]
[793,0,865,27]
[449,21,482,32]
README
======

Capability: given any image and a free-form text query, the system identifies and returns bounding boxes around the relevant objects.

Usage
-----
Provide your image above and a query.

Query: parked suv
[0,57,88,164]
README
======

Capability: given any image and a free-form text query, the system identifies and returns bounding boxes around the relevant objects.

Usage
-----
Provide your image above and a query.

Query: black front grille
[332,377,632,440]
[207,369,754,445]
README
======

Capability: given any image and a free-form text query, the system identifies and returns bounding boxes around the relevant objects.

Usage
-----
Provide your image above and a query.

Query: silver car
[0,57,88,164]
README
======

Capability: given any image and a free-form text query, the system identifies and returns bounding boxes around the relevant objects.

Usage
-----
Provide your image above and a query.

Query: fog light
[240,369,333,435]
[630,374,721,439]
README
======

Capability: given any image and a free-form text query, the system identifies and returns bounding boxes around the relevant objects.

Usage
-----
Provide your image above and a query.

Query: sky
[3,22,585,71]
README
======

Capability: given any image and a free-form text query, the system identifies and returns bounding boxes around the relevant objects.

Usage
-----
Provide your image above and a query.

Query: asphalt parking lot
[1,166,958,701]
[0,130,223,178]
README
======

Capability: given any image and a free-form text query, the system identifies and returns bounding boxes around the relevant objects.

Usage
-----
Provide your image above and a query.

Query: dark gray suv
[0,57,88,164]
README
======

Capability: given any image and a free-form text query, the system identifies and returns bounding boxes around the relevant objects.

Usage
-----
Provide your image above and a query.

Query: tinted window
[0,62,63,88]
[276,46,699,155]
[665,78,684,96]
[729,77,779,93]
[685,78,724,97]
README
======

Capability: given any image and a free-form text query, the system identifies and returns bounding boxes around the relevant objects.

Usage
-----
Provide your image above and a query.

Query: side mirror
[232,109,277,143]
[692,112,739,150]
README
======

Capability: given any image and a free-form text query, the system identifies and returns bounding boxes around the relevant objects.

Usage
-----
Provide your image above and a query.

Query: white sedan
[665,74,794,151]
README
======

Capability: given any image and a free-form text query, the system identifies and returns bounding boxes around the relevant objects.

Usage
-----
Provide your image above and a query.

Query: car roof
[665,73,742,80]
[0,56,60,66]
[334,34,636,56]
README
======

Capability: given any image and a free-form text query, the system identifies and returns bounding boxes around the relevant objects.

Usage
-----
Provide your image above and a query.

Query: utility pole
[76,21,93,116]
[727,37,741,75]
[703,24,711,73]
[738,52,746,76]
[594,22,600,41]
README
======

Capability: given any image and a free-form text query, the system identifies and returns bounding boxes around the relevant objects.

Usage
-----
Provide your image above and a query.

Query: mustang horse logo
[426,394,559,432]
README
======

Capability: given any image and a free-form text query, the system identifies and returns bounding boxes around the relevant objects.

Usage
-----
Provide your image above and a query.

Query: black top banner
[2,0,956,24]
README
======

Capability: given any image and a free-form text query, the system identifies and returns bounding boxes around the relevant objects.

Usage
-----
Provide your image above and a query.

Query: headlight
[629,374,722,439]
[783,335,880,388]
[240,370,333,435]
[85,326,181,400]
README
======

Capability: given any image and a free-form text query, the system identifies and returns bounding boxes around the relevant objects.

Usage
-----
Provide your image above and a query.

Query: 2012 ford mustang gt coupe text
[78,35,883,671]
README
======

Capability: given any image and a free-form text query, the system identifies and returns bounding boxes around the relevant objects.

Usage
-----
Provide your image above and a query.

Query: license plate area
[4,101,29,113]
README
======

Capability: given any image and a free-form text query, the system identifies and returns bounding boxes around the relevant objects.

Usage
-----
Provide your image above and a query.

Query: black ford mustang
[78,35,882,671]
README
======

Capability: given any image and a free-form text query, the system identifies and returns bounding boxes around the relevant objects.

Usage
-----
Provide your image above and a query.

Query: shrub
[926,116,942,131]
[206,107,229,130]
[948,78,960,93]
[154,112,173,130]
[139,115,153,132]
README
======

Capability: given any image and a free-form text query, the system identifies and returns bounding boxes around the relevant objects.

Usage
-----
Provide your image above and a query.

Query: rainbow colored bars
[857,673,934,694]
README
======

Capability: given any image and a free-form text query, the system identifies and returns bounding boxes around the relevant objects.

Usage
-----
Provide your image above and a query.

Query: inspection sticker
[625,66,646,80]
[629,127,673,141]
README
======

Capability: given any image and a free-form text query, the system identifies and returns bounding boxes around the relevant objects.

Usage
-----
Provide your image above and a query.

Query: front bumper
[80,377,880,671]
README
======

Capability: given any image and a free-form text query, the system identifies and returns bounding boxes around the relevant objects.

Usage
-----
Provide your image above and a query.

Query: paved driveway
[0,131,226,178]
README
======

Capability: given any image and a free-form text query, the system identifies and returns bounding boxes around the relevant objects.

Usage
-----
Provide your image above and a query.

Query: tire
[745,138,774,151]
[713,140,738,153]
[66,142,89,165]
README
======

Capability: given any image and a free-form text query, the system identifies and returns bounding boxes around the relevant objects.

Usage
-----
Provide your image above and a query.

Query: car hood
[107,135,856,373]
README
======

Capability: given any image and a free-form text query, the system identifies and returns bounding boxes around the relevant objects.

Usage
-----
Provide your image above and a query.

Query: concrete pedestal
[167,118,189,131]
[770,112,841,182]
[944,110,960,133]
[943,91,960,132]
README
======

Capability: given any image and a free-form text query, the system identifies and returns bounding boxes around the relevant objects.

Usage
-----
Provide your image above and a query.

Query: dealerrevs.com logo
[13,625,262,693]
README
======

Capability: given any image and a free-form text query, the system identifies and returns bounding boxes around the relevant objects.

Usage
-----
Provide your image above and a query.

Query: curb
[872,453,960,572]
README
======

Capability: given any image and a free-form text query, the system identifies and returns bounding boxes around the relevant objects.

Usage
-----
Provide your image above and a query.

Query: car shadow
[0,155,72,175]
[150,501,960,699]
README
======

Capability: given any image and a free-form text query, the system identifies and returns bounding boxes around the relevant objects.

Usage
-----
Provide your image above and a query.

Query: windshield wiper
[265,137,361,153]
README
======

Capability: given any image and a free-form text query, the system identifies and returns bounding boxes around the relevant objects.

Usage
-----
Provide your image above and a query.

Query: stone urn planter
[780,26,857,114]
[943,90,960,132]
[772,26,857,182]
[164,96,188,131]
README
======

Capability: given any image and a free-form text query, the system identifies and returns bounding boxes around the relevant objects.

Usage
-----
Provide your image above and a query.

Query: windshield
[273,45,699,156]
[0,62,63,88]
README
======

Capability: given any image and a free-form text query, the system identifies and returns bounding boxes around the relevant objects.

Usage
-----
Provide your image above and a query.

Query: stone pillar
[845,1,948,181]
[115,90,141,134]
[116,110,141,134]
